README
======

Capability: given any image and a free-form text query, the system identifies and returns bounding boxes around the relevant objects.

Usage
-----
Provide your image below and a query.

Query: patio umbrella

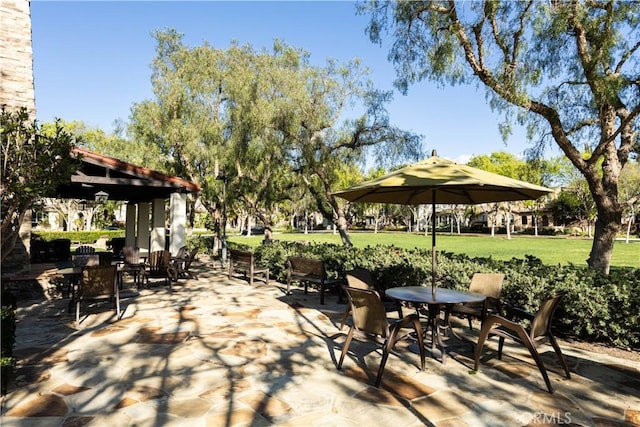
[334,154,553,293]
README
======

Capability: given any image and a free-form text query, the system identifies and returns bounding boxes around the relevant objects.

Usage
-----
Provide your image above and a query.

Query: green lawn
[227,231,639,268]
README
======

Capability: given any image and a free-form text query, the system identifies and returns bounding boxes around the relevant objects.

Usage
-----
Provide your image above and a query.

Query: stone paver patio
[1,256,639,426]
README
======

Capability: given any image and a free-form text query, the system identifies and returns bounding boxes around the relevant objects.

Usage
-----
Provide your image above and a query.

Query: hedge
[232,240,639,350]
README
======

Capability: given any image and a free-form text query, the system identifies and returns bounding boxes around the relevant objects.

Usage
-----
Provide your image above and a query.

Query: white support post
[125,204,137,248]
[170,193,187,256]
[150,198,166,252]
[137,202,151,253]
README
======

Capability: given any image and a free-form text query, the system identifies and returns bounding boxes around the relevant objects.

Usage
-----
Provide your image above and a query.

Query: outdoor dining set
[53,244,571,395]
[224,251,570,394]
[330,267,571,393]
[54,245,198,324]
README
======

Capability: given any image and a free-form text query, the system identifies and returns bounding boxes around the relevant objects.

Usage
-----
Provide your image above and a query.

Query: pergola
[56,147,201,255]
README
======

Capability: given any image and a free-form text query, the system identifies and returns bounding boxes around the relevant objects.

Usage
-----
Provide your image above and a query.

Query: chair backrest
[81,265,117,298]
[72,254,100,267]
[345,268,374,290]
[343,286,390,338]
[530,293,565,340]
[174,246,187,259]
[148,250,170,273]
[184,248,198,270]
[123,246,141,265]
[468,273,504,299]
[76,245,96,254]
[98,252,113,266]
[288,257,325,278]
[230,249,253,263]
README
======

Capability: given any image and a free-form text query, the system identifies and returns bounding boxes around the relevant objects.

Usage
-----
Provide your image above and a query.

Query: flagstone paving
[1,256,639,426]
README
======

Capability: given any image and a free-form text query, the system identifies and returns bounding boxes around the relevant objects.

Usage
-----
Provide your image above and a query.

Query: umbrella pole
[431,195,436,294]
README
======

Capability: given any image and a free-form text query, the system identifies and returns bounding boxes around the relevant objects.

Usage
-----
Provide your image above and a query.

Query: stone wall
[1,0,35,273]
[0,0,35,114]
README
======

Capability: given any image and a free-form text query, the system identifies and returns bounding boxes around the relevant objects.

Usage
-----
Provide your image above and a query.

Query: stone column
[0,1,35,114]
[1,1,36,273]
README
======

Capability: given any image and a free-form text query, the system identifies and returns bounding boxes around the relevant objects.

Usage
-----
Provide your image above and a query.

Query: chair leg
[375,338,393,387]
[548,334,571,379]
[395,314,425,371]
[395,301,403,319]
[339,306,351,330]
[412,318,426,372]
[115,289,121,318]
[473,317,495,371]
[518,334,554,393]
[338,327,355,370]
[374,316,425,387]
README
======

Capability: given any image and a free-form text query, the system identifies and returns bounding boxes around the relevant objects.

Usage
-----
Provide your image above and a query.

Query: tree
[551,190,586,228]
[467,152,552,239]
[1,108,81,262]
[362,1,639,273]
[273,57,423,246]
[620,159,640,241]
[129,30,293,243]
[39,121,128,231]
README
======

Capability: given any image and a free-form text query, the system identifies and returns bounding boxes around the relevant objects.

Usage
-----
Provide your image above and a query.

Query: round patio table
[385,286,486,364]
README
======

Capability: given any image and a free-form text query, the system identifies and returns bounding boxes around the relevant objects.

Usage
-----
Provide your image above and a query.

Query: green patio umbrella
[334,154,553,292]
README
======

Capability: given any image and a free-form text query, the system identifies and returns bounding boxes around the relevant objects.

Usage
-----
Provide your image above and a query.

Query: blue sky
[31,1,538,164]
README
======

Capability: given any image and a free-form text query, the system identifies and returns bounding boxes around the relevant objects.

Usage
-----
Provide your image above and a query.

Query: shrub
[1,292,17,395]
[252,240,639,350]
[33,230,125,244]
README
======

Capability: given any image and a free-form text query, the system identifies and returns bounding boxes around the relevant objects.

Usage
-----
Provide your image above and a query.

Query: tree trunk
[336,215,353,246]
[314,169,353,246]
[587,197,622,274]
[263,227,273,244]
[0,211,24,263]
[505,205,512,240]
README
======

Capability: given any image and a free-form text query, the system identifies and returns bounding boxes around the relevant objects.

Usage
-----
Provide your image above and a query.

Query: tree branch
[616,39,640,74]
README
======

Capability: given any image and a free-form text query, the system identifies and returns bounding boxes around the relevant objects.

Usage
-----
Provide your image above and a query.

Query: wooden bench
[228,249,269,286]
[286,256,343,305]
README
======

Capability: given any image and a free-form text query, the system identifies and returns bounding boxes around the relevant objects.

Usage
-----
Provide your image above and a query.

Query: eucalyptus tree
[361,1,639,273]
[270,54,423,245]
[280,183,316,233]
[355,167,388,233]
[224,42,308,232]
[129,30,301,240]
[129,29,226,237]
[130,30,422,246]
